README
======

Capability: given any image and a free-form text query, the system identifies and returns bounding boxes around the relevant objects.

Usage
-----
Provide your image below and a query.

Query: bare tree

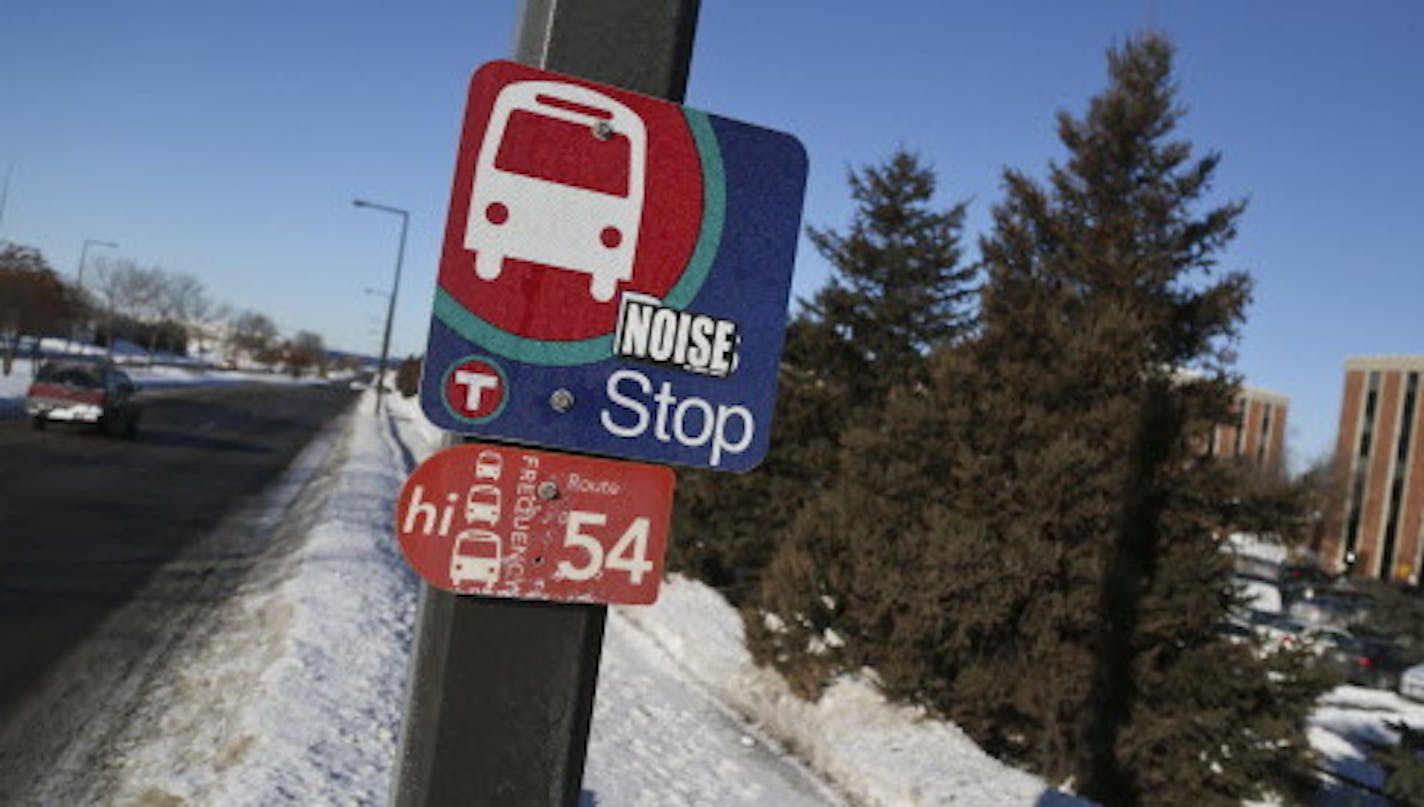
[89,257,160,357]
[163,271,215,360]
[227,309,279,368]
[286,330,326,377]
[187,297,230,363]
[141,268,178,363]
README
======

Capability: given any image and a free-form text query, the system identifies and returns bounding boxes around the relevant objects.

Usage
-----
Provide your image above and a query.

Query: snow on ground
[15,390,841,804]
[8,389,366,802]
[91,394,418,804]
[1226,531,1292,566]
[17,368,1417,804]
[617,581,1075,806]
[587,607,846,806]
[16,383,1076,805]
[1308,685,1424,801]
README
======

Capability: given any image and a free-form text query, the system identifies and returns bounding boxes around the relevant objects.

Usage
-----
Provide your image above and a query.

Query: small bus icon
[450,528,502,586]
[465,79,647,302]
[465,483,502,526]
[475,449,504,481]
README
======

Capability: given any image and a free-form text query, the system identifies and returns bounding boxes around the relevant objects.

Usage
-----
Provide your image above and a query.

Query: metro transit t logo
[441,356,507,423]
[420,60,807,471]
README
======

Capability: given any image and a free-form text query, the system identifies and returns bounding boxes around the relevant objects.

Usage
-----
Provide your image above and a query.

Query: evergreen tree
[801,150,976,392]
[754,34,1324,804]
[670,151,973,603]
[1375,721,1424,805]
[0,242,82,374]
[972,34,1328,803]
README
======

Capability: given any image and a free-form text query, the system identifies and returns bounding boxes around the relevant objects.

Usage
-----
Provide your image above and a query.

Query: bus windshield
[495,110,630,197]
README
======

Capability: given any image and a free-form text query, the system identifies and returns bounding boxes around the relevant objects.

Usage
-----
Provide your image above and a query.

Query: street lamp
[352,198,408,416]
[76,238,117,291]
[75,238,117,354]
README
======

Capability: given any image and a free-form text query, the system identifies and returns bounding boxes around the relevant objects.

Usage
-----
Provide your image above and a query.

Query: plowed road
[0,382,357,732]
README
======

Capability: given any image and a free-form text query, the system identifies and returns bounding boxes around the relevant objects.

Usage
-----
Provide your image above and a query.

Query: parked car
[1287,587,1372,629]
[1280,561,1327,584]
[26,358,141,437]
[1318,632,1409,689]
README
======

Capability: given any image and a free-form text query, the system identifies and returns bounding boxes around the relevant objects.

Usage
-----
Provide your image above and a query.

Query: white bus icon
[474,449,503,481]
[465,80,647,302]
[464,483,501,526]
[450,528,502,586]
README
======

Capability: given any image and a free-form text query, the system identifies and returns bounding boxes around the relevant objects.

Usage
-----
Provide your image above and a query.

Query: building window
[1345,372,1382,558]
[1397,373,1418,464]
[1258,404,1272,465]
[1359,372,1380,459]
[1233,404,1246,458]
[1346,471,1366,556]
[1379,372,1419,579]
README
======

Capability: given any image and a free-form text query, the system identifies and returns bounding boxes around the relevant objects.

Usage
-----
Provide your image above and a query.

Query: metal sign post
[392,2,701,805]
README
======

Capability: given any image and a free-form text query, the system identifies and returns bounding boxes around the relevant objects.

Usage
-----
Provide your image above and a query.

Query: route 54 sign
[420,61,808,472]
[396,443,674,604]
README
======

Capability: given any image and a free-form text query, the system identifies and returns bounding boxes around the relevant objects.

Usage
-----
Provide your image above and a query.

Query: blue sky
[2,1,1420,467]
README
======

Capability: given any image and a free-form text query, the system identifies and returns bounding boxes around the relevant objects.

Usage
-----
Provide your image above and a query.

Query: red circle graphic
[440,62,705,343]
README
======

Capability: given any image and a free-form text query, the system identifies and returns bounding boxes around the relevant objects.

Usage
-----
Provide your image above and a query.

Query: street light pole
[0,165,12,234]
[77,238,117,289]
[352,199,408,415]
[75,238,117,354]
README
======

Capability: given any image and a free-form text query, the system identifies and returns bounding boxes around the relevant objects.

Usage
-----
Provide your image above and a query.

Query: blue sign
[420,61,807,472]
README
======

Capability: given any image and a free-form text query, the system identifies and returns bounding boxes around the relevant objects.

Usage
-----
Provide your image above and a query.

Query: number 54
[557,511,654,585]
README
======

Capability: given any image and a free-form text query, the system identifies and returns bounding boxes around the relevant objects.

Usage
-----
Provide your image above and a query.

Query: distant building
[1319,356,1424,584]
[1208,384,1289,473]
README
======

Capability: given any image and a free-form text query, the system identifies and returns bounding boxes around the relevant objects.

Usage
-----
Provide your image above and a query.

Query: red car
[26,358,141,437]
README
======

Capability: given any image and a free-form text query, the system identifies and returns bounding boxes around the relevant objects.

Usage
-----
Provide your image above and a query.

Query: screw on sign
[395,443,675,604]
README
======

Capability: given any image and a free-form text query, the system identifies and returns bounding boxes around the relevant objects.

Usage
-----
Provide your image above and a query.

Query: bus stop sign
[420,60,808,472]
[396,443,675,604]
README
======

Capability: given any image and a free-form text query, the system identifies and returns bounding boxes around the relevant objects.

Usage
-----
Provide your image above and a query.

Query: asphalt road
[0,382,357,731]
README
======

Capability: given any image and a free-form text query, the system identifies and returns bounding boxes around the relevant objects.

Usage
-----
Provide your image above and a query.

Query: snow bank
[618,579,1077,806]
[61,391,423,804]
[587,608,845,805]
[1308,685,1424,799]
[1226,531,1291,566]
[19,380,1075,805]
[184,397,421,802]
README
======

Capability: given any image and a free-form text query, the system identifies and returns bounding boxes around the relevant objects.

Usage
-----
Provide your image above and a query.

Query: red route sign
[395,443,674,604]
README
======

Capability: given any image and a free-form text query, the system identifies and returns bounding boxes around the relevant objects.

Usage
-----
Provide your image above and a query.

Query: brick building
[1208,384,1289,473]
[1320,356,1424,584]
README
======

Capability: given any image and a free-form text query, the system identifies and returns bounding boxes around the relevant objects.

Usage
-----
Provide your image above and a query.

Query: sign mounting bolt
[593,120,613,140]
[538,481,560,501]
[550,389,575,412]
